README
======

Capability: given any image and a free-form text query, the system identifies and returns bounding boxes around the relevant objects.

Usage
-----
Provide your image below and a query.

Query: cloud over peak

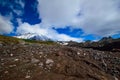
[17,22,83,42]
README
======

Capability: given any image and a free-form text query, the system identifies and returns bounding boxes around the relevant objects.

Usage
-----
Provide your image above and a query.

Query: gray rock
[38,62,44,68]
[31,58,39,63]
[0,43,3,46]
[46,59,54,68]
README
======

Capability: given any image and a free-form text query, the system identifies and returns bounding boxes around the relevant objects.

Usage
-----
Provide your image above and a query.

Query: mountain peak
[15,33,51,41]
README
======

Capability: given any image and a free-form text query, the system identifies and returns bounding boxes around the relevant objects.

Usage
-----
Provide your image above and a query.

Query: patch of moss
[22,39,56,45]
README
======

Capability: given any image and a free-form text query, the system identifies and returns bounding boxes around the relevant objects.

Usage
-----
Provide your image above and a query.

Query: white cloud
[0,15,14,34]
[55,34,83,41]
[16,23,48,35]
[37,0,120,36]
[13,9,24,16]
[16,22,83,42]
[15,0,25,8]
[13,0,25,16]
[0,0,25,34]
[15,0,25,16]
[0,0,25,16]
[38,0,80,27]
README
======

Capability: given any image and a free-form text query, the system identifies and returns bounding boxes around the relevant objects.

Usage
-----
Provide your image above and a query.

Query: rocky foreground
[0,36,120,80]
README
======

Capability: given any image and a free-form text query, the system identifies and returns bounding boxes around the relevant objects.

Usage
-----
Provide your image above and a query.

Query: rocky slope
[0,35,120,80]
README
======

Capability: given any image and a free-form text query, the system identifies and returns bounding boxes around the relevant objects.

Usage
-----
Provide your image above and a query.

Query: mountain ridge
[14,33,52,41]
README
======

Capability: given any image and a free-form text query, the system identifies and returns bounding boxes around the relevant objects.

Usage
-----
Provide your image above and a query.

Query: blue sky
[0,0,120,42]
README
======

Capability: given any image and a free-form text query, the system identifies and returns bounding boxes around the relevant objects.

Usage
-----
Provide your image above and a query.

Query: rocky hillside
[0,35,120,80]
[68,37,120,51]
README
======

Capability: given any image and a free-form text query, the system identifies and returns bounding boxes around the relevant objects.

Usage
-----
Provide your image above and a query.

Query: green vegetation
[0,35,20,44]
[22,39,56,45]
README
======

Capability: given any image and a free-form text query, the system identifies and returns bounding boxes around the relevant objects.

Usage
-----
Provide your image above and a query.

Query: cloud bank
[37,0,120,36]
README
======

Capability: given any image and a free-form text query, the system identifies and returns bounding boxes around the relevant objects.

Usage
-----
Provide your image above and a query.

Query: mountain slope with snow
[14,33,51,41]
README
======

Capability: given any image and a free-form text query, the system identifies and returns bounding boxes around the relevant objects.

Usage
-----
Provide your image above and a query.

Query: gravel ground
[0,41,120,80]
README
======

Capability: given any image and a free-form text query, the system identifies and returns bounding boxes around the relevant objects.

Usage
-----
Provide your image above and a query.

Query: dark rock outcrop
[68,37,120,51]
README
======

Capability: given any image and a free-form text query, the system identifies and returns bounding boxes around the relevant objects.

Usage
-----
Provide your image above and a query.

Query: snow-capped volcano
[14,33,51,41]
